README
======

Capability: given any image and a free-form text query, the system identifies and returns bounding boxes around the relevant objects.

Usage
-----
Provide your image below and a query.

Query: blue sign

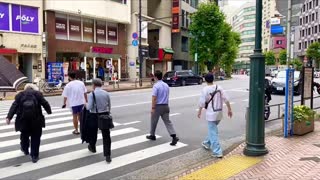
[132,40,138,46]
[132,32,138,39]
[271,25,284,34]
[284,68,294,138]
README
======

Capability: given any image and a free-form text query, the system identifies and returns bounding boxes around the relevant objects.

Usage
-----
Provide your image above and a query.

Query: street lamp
[243,0,268,156]
[191,32,205,75]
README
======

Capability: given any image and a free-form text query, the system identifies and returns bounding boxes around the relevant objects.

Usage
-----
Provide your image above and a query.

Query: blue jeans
[203,121,222,156]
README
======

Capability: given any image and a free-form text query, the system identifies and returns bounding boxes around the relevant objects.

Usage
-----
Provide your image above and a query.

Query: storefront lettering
[0,13,4,18]
[108,31,116,37]
[21,44,37,48]
[84,27,92,33]
[70,25,79,32]
[97,29,105,35]
[91,47,113,54]
[56,23,65,30]
[16,15,34,23]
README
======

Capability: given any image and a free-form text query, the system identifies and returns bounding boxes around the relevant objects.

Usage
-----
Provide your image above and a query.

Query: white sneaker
[211,154,223,158]
[201,142,210,150]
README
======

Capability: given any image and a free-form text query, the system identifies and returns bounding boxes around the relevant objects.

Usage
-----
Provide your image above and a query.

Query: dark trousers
[20,128,42,157]
[87,117,111,157]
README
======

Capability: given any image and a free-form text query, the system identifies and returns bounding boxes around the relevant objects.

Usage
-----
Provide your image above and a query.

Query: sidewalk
[0,81,152,100]
[178,121,320,180]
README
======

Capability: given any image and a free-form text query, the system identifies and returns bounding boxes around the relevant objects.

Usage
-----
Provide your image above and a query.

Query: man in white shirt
[198,73,232,158]
[62,71,87,135]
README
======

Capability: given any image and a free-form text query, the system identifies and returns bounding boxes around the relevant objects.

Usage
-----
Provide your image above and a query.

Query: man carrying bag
[85,78,113,163]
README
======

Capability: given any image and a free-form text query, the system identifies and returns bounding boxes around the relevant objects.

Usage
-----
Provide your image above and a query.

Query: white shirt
[62,80,87,107]
[199,85,229,121]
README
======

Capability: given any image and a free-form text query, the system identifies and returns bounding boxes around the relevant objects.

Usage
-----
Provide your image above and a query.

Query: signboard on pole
[284,68,294,137]
[195,53,198,62]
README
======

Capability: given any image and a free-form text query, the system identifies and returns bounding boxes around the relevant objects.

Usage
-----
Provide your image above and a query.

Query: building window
[312,40,314,44]
[69,16,81,41]
[181,10,185,27]
[306,16,308,23]
[312,27,314,33]
[303,4,306,12]
[300,18,302,25]
[299,42,302,50]
[310,2,312,9]
[317,0,319,6]
[316,25,318,33]
[309,28,311,35]
[305,41,308,48]
[276,40,283,45]
[83,18,94,42]
[302,29,305,36]
[181,36,189,52]
[317,12,319,20]
[186,12,189,28]
[313,13,315,21]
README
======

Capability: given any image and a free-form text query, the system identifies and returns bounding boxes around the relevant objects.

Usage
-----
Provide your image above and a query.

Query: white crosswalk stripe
[0,103,188,179]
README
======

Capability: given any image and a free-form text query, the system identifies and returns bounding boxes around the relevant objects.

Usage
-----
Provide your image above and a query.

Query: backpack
[205,85,223,112]
[21,92,39,120]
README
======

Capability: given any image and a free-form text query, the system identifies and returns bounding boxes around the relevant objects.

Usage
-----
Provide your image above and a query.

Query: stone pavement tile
[179,121,320,180]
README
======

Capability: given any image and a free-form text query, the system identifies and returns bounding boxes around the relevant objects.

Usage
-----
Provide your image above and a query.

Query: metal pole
[286,0,292,67]
[195,38,198,75]
[138,0,143,87]
[243,0,268,156]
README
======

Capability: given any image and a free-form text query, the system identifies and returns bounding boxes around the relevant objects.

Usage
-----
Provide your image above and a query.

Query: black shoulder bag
[204,86,219,109]
[92,92,114,130]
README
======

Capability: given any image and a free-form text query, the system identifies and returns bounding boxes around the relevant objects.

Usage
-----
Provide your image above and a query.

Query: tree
[189,2,240,74]
[306,42,320,62]
[279,50,287,65]
[290,58,303,71]
[264,51,276,65]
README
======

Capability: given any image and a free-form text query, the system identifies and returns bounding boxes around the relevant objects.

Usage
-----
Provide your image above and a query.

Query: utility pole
[243,0,268,156]
[138,0,143,87]
[286,0,292,67]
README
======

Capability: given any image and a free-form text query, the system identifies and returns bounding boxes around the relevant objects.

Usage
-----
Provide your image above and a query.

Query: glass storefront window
[55,14,68,40]
[69,16,81,41]
[83,18,94,42]
[96,20,107,44]
[108,23,118,45]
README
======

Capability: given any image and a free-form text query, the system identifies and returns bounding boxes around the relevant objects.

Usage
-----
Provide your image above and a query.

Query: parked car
[271,69,279,77]
[314,70,320,78]
[163,70,203,86]
[271,71,301,95]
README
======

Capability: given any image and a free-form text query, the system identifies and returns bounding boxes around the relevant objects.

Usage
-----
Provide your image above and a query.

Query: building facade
[297,0,320,59]
[172,0,198,71]
[44,0,130,82]
[0,0,44,82]
[232,1,256,62]
[262,0,277,52]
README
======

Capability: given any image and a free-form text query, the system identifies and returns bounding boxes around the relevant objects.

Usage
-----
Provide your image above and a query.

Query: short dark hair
[205,73,214,83]
[92,78,103,87]
[68,71,76,79]
[155,71,163,80]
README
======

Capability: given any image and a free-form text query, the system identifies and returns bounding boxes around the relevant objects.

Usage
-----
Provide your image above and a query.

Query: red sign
[91,47,113,54]
[172,0,180,33]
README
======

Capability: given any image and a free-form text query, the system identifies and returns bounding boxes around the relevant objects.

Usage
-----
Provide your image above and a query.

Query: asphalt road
[0,75,318,179]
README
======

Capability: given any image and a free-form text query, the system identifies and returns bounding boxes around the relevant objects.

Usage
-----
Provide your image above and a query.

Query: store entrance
[18,54,33,82]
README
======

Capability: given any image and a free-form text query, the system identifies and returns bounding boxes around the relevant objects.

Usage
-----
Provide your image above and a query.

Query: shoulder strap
[92,92,99,113]
[206,85,218,105]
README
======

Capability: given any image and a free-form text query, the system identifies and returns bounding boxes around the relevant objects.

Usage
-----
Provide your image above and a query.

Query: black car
[163,70,203,86]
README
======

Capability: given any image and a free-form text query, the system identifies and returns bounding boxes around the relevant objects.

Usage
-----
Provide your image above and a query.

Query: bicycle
[38,79,64,93]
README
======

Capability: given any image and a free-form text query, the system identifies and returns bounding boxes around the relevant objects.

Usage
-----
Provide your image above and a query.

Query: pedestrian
[146,70,179,146]
[85,78,113,163]
[197,73,232,158]
[6,84,52,163]
[62,71,87,135]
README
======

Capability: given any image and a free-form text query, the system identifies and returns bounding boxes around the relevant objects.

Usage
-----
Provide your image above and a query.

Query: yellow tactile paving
[180,155,262,180]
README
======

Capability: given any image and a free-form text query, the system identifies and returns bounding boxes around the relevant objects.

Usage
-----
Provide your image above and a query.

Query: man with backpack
[6,84,52,163]
[198,73,232,158]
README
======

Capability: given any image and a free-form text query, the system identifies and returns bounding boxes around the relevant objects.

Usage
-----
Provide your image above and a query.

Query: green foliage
[279,50,287,65]
[264,51,276,65]
[290,58,303,71]
[189,2,240,74]
[293,105,315,123]
[306,42,320,61]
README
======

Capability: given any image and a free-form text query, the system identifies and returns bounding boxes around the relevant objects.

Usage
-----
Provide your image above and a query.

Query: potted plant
[293,105,315,135]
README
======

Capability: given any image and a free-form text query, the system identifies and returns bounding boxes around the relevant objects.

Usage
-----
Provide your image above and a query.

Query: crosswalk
[0,100,187,180]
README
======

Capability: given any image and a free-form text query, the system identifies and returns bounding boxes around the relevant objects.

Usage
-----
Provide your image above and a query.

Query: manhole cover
[300,157,320,163]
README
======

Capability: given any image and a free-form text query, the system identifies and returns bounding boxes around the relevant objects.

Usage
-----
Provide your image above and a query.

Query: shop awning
[0,56,28,92]
[80,52,121,59]
[0,48,17,54]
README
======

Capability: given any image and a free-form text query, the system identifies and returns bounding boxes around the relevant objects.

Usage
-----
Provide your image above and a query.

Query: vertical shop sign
[172,0,180,33]
[11,4,39,33]
[108,26,118,41]
[0,3,9,31]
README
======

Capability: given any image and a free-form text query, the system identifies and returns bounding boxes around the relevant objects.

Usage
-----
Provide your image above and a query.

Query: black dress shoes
[31,156,39,163]
[88,145,96,153]
[106,156,112,163]
[146,135,156,141]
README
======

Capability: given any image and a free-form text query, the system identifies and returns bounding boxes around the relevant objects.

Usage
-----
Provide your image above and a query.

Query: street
[0,75,318,179]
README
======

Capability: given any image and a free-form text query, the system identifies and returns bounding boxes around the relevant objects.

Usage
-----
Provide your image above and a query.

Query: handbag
[92,92,114,130]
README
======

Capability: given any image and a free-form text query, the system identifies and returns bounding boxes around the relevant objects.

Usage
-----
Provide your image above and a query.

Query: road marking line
[0,131,147,162]
[170,113,181,117]
[0,111,72,120]
[0,107,61,116]
[0,135,162,179]
[0,127,137,149]
[121,121,141,126]
[40,142,187,180]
